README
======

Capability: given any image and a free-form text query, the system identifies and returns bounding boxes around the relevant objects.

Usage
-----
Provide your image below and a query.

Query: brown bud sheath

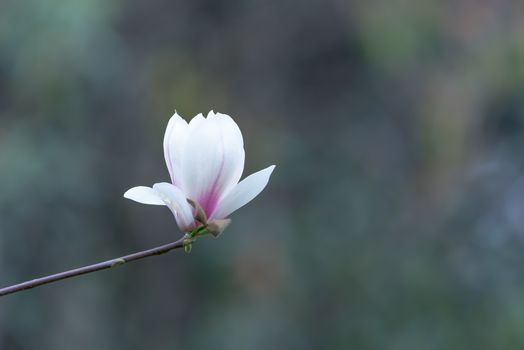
[186,198,207,225]
[206,219,231,237]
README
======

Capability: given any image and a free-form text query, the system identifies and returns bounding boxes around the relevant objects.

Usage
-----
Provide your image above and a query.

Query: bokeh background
[1,0,524,349]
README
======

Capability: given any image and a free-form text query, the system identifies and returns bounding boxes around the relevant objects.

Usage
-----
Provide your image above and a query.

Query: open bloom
[124,111,275,233]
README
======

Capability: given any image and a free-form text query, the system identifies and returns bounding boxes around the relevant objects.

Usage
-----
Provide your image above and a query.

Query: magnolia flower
[124,111,275,234]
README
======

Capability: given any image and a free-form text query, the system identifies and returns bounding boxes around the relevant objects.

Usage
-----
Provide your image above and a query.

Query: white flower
[124,111,275,233]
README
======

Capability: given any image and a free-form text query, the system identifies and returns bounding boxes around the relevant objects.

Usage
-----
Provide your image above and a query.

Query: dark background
[2,0,524,349]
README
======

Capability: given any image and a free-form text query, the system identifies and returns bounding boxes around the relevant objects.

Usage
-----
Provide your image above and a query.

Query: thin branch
[0,235,193,298]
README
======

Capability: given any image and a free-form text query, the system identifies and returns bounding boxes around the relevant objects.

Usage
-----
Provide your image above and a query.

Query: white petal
[180,112,245,216]
[188,113,205,132]
[153,182,195,231]
[124,186,166,205]
[163,112,189,185]
[210,165,275,220]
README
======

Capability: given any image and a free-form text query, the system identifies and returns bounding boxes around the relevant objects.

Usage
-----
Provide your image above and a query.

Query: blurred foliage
[2,0,524,349]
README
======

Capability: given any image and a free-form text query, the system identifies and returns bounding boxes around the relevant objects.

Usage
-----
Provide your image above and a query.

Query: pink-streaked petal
[163,112,189,185]
[180,112,245,217]
[210,165,275,220]
[153,182,195,232]
[124,186,166,205]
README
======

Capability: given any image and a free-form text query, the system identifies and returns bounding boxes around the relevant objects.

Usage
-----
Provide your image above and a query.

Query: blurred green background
[2,0,524,349]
